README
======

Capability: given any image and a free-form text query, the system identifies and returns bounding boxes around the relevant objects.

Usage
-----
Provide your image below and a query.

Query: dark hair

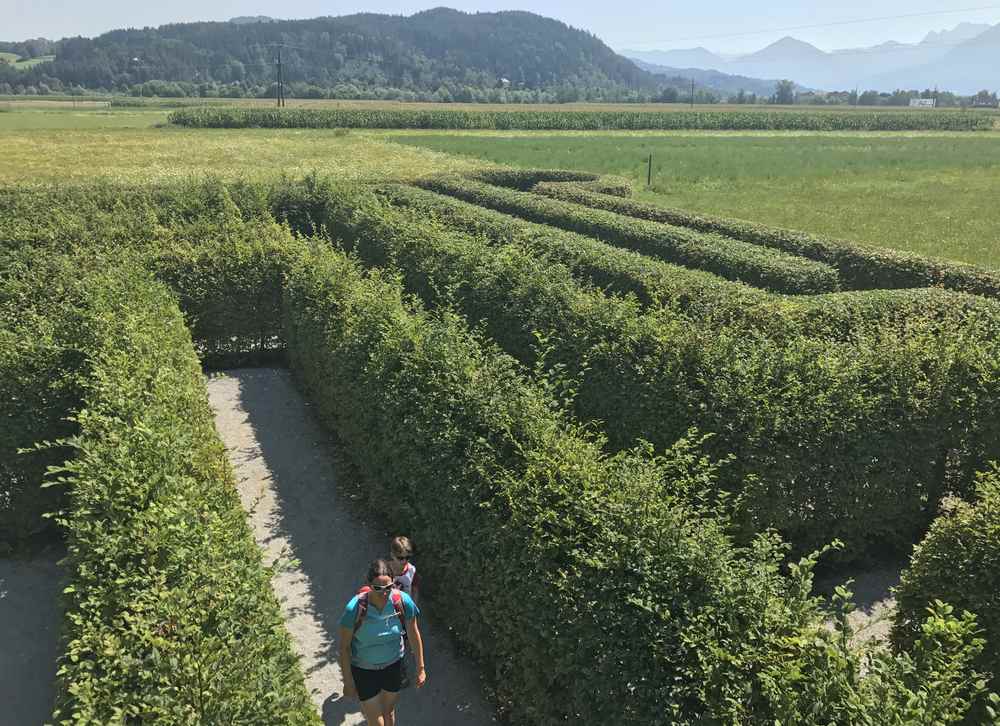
[367,558,393,583]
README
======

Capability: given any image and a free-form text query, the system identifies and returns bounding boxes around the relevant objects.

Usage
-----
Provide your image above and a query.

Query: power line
[655,6,1000,43]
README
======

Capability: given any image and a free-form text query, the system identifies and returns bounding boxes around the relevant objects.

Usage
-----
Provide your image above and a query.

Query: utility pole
[690,78,695,108]
[275,46,284,107]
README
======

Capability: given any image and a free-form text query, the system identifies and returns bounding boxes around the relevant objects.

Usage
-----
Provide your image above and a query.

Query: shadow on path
[816,560,904,646]
[208,368,496,726]
[0,546,63,726]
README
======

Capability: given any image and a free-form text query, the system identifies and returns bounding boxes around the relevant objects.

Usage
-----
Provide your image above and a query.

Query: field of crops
[169,105,997,131]
[4,166,1000,723]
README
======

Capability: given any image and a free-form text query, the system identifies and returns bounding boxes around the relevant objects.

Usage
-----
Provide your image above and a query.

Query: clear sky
[3,0,1000,53]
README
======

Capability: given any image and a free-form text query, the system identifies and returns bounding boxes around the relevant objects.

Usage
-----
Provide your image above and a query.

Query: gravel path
[817,563,901,647]
[0,547,63,726]
[207,368,496,726]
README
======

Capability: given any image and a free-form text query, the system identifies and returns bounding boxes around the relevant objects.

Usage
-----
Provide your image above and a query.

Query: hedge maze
[3,173,1000,723]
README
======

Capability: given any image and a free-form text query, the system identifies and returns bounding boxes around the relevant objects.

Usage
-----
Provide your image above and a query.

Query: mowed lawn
[391,132,1000,269]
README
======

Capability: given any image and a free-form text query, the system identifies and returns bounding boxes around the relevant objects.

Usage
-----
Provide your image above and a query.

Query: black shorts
[351,659,403,702]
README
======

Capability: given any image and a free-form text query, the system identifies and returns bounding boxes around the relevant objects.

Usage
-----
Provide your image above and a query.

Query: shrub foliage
[281,238,995,723]
[3,176,999,724]
[894,466,1000,695]
[418,174,841,294]
[309,187,1000,560]
[534,180,1000,300]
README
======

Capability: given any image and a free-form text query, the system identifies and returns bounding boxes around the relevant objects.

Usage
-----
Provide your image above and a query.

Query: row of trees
[2,68,995,109]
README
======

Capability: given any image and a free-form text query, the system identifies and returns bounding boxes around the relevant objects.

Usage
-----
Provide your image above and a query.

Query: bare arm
[405,617,426,688]
[338,626,357,699]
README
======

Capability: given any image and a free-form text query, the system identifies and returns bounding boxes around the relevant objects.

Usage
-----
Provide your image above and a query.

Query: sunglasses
[391,554,411,561]
[369,582,394,593]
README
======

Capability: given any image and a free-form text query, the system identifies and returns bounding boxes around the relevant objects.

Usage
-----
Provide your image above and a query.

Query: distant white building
[499,77,511,88]
[909,98,936,108]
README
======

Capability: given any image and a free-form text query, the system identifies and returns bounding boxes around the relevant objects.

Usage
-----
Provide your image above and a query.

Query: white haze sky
[3,0,999,53]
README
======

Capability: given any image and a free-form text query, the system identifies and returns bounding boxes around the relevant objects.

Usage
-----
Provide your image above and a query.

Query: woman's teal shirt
[340,592,420,669]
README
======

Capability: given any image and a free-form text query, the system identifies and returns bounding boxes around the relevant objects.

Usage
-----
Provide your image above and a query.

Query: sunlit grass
[0,108,167,129]
[0,126,483,184]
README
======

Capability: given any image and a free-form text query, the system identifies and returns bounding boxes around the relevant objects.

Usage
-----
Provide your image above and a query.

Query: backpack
[353,586,407,635]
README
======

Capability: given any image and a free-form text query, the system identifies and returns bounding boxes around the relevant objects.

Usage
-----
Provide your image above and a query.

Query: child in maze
[389,535,420,604]
[389,535,420,690]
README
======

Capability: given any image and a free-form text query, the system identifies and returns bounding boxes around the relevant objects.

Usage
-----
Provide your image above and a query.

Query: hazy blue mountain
[740,36,826,63]
[921,22,992,46]
[621,47,727,71]
[871,23,1000,93]
[631,58,786,96]
[630,22,1000,92]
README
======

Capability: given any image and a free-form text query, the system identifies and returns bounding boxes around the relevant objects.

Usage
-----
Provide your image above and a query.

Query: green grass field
[0,125,479,184]
[392,132,1000,268]
[0,53,55,69]
[1,104,998,268]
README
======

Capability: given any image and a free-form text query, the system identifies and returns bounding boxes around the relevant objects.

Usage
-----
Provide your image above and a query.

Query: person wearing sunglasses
[339,559,426,725]
[389,535,420,605]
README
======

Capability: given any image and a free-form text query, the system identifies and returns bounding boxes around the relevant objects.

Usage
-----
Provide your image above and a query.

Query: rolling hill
[0,9,665,98]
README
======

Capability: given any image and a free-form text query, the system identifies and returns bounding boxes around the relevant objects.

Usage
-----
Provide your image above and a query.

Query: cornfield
[168,107,995,131]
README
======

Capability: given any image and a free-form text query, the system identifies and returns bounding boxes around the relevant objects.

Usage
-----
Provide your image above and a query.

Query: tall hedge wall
[281,238,993,724]
[48,259,318,723]
[1,252,87,542]
[418,174,841,295]
[1,178,997,724]
[379,183,1000,345]
[894,466,1000,695]
[313,188,1000,561]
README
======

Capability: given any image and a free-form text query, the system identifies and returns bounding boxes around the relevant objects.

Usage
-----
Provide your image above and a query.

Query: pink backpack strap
[391,589,407,632]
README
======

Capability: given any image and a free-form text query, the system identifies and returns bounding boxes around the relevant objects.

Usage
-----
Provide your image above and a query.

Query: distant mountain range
[0,9,784,100]
[623,22,1000,93]
[630,60,788,96]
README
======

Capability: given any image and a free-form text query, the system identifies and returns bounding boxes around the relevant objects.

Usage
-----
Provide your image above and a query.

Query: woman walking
[339,559,426,726]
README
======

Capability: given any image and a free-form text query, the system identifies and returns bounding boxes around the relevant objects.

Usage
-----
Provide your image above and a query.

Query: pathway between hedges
[0,547,63,726]
[207,368,496,726]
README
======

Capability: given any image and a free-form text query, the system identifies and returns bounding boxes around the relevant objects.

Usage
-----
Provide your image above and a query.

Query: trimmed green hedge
[168,106,995,131]
[281,237,993,724]
[417,174,841,295]
[535,181,1000,299]
[0,180,293,366]
[1,252,86,543]
[149,211,297,365]
[894,466,1000,694]
[317,188,1000,560]
[2,178,997,724]
[467,168,600,190]
[467,169,633,198]
[49,260,318,724]
[380,183,1000,346]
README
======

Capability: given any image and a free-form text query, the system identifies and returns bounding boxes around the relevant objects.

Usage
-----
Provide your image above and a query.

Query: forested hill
[1,8,675,101]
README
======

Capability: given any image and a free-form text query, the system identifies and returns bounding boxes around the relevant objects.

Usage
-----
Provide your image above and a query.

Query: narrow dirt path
[817,563,901,647]
[207,368,497,726]
[0,547,63,725]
